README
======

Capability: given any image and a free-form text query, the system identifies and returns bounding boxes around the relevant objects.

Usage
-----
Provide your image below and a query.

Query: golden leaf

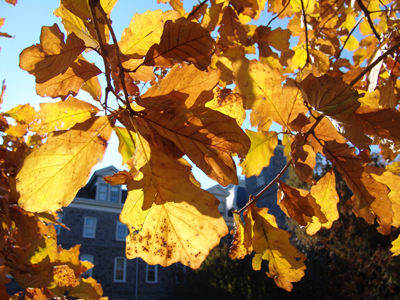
[228,213,249,260]
[391,235,400,256]
[19,24,86,83]
[239,130,278,177]
[114,126,136,166]
[144,17,216,71]
[29,97,99,134]
[124,145,228,269]
[81,76,102,102]
[68,277,104,299]
[218,6,247,47]
[291,133,317,185]
[17,116,113,212]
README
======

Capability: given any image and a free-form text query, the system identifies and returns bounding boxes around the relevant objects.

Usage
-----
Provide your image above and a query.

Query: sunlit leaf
[239,130,278,178]
[17,116,113,212]
[68,277,104,299]
[391,235,400,256]
[114,126,136,166]
[144,17,216,71]
[218,6,247,47]
[29,97,99,134]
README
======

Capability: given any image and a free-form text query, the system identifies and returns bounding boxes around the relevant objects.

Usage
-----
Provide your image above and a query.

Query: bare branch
[336,15,364,59]
[266,0,290,28]
[356,0,381,41]
[300,0,311,68]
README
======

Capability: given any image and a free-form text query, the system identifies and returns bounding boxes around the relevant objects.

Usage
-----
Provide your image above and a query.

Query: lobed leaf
[17,116,113,212]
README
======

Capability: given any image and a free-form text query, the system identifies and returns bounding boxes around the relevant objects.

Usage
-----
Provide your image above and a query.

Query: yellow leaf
[391,235,400,256]
[114,126,136,166]
[142,63,220,108]
[232,57,282,110]
[266,27,291,52]
[244,204,306,291]
[206,88,246,126]
[29,97,99,134]
[239,130,278,177]
[309,49,330,74]
[144,17,216,71]
[17,116,113,212]
[340,35,360,51]
[53,265,79,288]
[358,89,380,108]
[119,9,181,56]
[35,58,101,100]
[125,145,228,269]
[139,106,250,186]
[19,24,86,83]
[229,214,249,260]
[307,169,340,235]
[68,277,103,299]
[81,76,102,102]
[289,47,307,70]
[387,162,400,175]
[4,104,36,124]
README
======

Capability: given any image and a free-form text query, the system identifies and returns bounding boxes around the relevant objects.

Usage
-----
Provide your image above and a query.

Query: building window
[116,221,128,241]
[54,213,62,235]
[98,184,108,201]
[146,264,158,283]
[83,217,97,238]
[80,254,93,278]
[114,257,126,282]
[110,186,120,203]
[175,263,186,283]
[256,175,265,187]
[218,201,226,216]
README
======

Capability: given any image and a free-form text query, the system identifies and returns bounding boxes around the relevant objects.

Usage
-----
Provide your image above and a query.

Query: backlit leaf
[218,6,247,47]
[19,24,86,83]
[229,213,249,260]
[29,97,99,134]
[114,126,136,166]
[124,145,228,269]
[144,17,216,71]
[68,277,103,299]
[291,133,316,185]
[4,104,36,124]
[391,235,400,256]
[239,130,278,177]
[139,105,250,186]
[17,116,113,212]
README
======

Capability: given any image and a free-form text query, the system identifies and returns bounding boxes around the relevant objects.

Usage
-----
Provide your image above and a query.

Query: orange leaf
[19,24,86,83]
[139,105,250,186]
[218,6,247,47]
[291,133,317,185]
[144,17,215,71]
[68,277,104,299]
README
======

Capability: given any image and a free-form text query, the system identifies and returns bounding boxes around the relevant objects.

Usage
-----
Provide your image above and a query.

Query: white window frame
[116,221,128,241]
[110,185,120,203]
[98,183,109,201]
[55,213,62,235]
[83,217,97,238]
[114,257,127,282]
[146,264,158,283]
[80,254,94,278]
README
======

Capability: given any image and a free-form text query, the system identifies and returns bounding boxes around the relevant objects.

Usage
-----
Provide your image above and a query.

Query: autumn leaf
[68,277,104,299]
[144,17,216,71]
[218,6,247,47]
[81,76,102,102]
[241,204,307,291]
[124,145,228,269]
[138,105,250,186]
[119,9,181,57]
[391,235,400,256]
[19,24,86,83]
[114,126,136,166]
[239,130,278,177]
[141,63,221,108]
[229,213,249,260]
[290,133,317,185]
[17,116,113,212]
[206,88,246,126]
[35,58,102,99]
[29,97,99,134]
[4,104,36,125]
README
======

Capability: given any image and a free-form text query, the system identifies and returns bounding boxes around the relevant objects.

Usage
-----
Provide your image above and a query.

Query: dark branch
[300,0,311,67]
[336,16,364,59]
[266,0,290,28]
[356,0,381,41]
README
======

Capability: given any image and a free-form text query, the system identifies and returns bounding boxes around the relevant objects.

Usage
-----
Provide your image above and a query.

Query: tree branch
[300,0,311,67]
[336,15,364,59]
[266,0,290,28]
[356,0,381,41]
[350,40,400,87]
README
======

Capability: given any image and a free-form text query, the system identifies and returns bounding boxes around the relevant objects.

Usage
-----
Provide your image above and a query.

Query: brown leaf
[36,58,101,99]
[144,17,216,71]
[138,106,250,186]
[19,24,86,83]
[218,6,247,47]
[291,133,317,185]
[277,181,327,226]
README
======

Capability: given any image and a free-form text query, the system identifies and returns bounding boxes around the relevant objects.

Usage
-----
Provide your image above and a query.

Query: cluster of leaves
[2,0,400,296]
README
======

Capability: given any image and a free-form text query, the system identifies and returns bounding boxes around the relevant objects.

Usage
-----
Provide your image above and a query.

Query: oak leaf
[19,24,86,83]
[291,133,316,185]
[218,6,247,47]
[68,277,104,299]
[4,104,36,125]
[239,130,278,177]
[35,58,101,99]
[17,116,113,212]
[144,17,216,71]
[29,97,99,134]
[124,145,228,268]
[139,105,250,186]
[81,75,102,102]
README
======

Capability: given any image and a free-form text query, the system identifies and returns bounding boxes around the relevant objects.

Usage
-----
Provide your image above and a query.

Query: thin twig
[336,15,364,59]
[300,0,311,67]
[187,0,208,21]
[266,0,290,28]
[94,1,137,117]
[236,160,292,215]
[319,0,344,29]
[350,40,400,87]
[356,0,381,41]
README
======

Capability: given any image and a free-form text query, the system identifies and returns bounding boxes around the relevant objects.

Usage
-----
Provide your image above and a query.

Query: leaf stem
[349,40,400,87]
[300,0,311,67]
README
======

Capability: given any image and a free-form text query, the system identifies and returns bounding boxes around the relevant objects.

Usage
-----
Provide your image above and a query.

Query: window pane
[114,257,126,282]
[81,254,93,278]
[99,184,108,201]
[116,221,127,241]
[110,186,119,203]
[146,265,157,283]
[256,175,265,187]
[218,202,226,215]
[83,217,96,238]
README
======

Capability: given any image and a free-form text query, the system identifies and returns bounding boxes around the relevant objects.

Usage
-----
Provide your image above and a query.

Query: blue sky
[0,0,284,189]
